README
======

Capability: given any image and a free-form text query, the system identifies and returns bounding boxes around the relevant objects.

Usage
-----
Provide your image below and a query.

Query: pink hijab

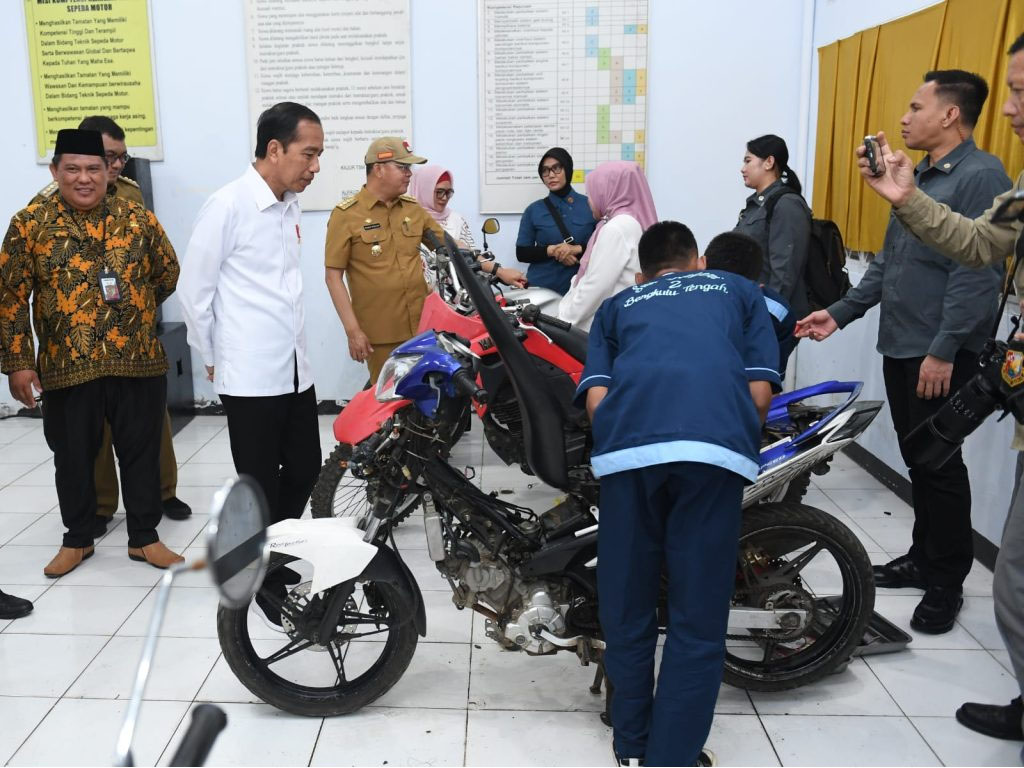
[577,161,658,278]
[408,164,453,225]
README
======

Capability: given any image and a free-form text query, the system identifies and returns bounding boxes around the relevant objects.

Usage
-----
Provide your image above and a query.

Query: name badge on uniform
[363,222,381,231]
[98,268,122,304]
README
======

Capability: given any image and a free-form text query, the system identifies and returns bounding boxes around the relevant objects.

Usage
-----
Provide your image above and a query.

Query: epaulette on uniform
[336,195,358,210]
[36,181,58,199]
[119,176,140,189]
[399,193,418,203]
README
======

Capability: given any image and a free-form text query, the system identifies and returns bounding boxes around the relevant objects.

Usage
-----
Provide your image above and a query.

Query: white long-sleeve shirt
[557,214,642,331]
[178,165,313,397]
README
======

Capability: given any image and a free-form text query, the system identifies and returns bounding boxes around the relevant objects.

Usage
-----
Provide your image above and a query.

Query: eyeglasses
[105,151,131,165]
[540,163,564,177]
[434,188,455,200]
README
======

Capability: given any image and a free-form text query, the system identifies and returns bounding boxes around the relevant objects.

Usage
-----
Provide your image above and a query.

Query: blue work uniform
[575,270,781,767]
[761,284,796,379]
[516,188,597,295]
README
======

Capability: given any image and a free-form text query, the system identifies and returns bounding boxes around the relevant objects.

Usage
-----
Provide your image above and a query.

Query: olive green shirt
[894,171,1024,448]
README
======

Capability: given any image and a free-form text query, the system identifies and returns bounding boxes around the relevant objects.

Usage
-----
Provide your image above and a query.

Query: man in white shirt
[178,102,325,625]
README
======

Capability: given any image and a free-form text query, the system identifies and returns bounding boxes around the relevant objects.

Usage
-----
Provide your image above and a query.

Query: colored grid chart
[571,2,648,184]
[479,0,649,212]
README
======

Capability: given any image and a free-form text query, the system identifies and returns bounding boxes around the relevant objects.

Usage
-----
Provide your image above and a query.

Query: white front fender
[266,518,378,595]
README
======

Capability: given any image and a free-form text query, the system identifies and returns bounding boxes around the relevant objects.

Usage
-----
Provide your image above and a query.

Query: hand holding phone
[863,135,885,177]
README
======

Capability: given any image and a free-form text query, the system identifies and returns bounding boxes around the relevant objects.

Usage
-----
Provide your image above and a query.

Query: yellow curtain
[812,0,1024,251]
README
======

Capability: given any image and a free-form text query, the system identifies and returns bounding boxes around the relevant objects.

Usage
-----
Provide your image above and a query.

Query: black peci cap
[53,128,105,157]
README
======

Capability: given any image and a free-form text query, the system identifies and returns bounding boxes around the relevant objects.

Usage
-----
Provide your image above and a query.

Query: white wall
[0,0,810,411]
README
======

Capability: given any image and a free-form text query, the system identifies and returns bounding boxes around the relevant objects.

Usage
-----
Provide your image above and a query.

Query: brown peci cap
[364,137,426,165]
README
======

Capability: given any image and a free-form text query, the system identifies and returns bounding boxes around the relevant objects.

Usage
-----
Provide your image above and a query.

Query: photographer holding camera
[845,35,1024,744]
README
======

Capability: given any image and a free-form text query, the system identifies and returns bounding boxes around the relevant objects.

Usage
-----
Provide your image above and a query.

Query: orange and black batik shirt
[0,193,179,391]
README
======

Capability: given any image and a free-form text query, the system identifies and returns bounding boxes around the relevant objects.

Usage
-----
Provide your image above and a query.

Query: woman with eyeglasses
[516,148,597,295]
[409,165,526,287]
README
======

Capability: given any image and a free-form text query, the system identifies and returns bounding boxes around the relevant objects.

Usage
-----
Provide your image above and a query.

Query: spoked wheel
[310,443,376,525]
[217,556,418,716]
[724,502,874,691]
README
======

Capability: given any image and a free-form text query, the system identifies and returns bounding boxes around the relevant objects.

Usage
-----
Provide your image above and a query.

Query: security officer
[325,137,446,383]
[30,116,190,535]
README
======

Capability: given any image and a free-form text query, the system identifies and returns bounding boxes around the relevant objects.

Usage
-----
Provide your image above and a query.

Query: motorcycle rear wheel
[217,555,419,716]
[723,502,874,692]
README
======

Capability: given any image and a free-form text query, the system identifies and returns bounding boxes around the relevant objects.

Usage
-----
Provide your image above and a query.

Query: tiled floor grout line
[860,652,947,766]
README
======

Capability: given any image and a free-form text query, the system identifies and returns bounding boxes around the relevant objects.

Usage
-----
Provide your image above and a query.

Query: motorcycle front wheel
[217,555,419,716]
[724,502,875,692]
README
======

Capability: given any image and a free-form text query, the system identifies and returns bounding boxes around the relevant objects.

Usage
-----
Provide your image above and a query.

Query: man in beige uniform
[31,116,189,536]
[799,34,1024,746]
[325,138,447,383]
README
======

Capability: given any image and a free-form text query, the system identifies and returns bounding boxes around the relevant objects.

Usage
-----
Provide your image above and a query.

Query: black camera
[904,336,1024,469]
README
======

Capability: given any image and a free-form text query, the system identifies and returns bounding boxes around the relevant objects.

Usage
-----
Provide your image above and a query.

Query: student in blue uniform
[704,231,797,379]
[516,147,597,294]
[576,221,780,767]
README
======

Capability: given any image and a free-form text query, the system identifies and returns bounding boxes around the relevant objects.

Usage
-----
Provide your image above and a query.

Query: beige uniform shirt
[30,176,144,208]
[894,170,1024,448]
[325,186,445,344]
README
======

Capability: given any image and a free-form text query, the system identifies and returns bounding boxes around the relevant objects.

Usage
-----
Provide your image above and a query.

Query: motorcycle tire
[217,555,419,716]
[310,442,421,527]
[723,502,874,692]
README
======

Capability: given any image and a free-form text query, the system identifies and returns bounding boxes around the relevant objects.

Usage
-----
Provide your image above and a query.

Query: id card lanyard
[78,203,121,304]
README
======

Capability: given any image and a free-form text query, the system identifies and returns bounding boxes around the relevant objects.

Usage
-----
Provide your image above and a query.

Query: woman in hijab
[557,161,658,331]
[516,147,597,295]
[409,164,526,287]
[734,134,812,320]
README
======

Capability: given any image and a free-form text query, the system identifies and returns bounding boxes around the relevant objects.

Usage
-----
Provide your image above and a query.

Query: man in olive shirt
[324,137,446,383]
[847,34,1024,746]
[31,116,190,536]
[1,129,183,576]
[797,70,1010,636]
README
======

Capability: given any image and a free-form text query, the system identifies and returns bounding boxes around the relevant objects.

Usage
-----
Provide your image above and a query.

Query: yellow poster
[24,0,161,163]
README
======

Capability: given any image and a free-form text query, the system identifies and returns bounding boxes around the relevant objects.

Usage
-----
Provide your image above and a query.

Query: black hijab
[538,147,574,197]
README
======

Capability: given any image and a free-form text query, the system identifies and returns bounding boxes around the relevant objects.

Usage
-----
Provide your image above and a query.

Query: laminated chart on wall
[244,0,412,211]
[479,0,649,213]
[23,0,162,163]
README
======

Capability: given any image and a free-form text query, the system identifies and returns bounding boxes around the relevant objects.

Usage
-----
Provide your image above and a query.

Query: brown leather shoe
[128,541,184,569]
[43,546,95,578]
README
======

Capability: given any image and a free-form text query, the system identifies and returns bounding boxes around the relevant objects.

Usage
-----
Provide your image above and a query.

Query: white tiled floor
[0,414,1019,766]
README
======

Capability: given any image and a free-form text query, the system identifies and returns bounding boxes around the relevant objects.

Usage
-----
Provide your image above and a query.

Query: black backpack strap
[542,197,575,243]
[762,186,803,229]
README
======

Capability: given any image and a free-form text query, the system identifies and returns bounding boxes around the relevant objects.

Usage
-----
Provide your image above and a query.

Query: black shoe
[93,515,110,538]
[910,585,963,634]
[697,748,717,767]
[873,553,927,589]
[613,749,643,767]
[956,697,1024,740]
[161,496,192,520]
[254,566,301,630]
[0,589,34,620]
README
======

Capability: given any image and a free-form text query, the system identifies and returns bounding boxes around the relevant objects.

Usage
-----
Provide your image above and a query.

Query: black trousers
[42,376,165,549]
[220,385,321,529]
[882,351,977,587]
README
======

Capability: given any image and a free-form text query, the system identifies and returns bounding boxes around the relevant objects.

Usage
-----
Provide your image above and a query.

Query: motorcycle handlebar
[520,303,572,331]
[452,368,488,404]
[168,704,227,767]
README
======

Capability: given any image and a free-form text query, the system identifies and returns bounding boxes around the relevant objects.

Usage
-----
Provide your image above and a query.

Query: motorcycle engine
[500,584,567,655]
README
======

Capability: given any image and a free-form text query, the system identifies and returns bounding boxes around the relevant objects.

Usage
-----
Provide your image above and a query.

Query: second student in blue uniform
[704,231,798,379]
[576,221,780,767]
